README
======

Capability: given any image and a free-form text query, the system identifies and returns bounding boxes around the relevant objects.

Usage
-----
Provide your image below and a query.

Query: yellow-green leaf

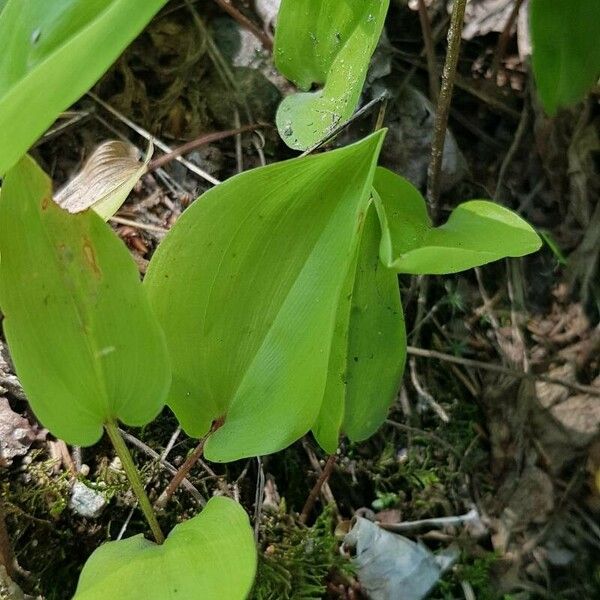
[0,0,167,175]
[74,497,256,600]
[313,203,405,451]
[373,167,542,274]
[274,0,389,150]
[145,132,385,462]
[0,156,170,446]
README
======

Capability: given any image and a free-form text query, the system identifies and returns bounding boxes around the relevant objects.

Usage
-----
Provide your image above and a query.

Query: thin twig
[212,0,273,51]
[109,216,169,235]
[155,438,207,509]
[119,429,205,506]
[147,123,265,172]
[87,92,221,186]
[378,507,479,533]
[300,454,337,525]
[385,419,461,459]
[299,93,389,157]
[426,0,468,217]
[406,346,600,397]
[417,0,439,102]
[409,356,450,422]
[495,100,530,203]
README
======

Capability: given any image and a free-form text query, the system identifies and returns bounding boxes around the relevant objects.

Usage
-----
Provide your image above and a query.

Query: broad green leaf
[0,156,170,446]
[274,0,389,150]
[530,0,600,115]
[145,132,385,462]
[55,140,153,221]
[73,496,257,600]
[373,167,542,275]
[0,0,168,175]
[313,203,405,452]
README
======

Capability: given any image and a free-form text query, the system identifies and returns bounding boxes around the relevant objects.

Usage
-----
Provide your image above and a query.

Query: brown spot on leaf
[41,195,51,210]
[82,239,101,278]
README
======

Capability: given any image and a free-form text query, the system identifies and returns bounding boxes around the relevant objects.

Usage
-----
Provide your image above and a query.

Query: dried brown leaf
[54,140,152,220]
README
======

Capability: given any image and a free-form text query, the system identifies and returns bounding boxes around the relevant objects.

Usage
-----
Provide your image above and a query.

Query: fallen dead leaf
[54,140,152,220]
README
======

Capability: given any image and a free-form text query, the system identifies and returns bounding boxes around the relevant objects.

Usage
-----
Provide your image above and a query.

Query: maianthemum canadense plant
[0,0,596,597]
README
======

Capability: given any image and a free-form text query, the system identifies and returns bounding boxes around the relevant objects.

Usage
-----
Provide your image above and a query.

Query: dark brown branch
[300,454,337,524]
[155,439,206,509]
[147,124,266,173]
[212,0,273,52]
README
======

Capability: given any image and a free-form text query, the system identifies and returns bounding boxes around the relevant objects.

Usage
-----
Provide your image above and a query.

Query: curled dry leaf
[54,140,152,220]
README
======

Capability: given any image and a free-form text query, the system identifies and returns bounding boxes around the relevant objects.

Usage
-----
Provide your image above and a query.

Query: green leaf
[530,0,600,114]
[0,156,170,446]
[373,167,542,275]
[73,496,257,600]
[274,0,389,150]
[0,0,168,175]
[144,132,385,462]
[313,203,406,451]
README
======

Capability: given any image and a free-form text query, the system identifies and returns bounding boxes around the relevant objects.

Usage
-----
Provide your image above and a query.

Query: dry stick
[426,0,468,217]
[212,0,273,52]
[417,0,439,102]
[155,438,207,509]
[87,91,221,186]
[0,498,15,579]
[104,421,165,544]
[119,429,205,507]
[147,124,266,173]
[299,454,337,525]
[406,346,600,397]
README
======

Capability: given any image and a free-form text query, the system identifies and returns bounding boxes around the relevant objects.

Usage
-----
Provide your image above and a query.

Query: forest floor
[1,1,599,599]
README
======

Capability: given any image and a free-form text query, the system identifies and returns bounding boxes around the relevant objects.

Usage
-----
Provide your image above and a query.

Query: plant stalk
[299,454,337,525]
[426,0,468,220]
[154,438,206,510]
[104,421,165,544]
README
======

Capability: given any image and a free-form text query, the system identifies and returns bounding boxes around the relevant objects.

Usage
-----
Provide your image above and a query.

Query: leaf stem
[154,437,206,510]
[426,0,468,220]
[104,421,165,544]
[299,454,337,525]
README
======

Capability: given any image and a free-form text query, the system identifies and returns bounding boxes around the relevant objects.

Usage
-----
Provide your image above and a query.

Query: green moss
[250,505,350,600]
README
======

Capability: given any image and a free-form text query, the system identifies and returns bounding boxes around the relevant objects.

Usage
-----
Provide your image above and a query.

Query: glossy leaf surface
[530,0,600,114]
[373,167,542,275]
[274,0,389,150]
[0,156,170,445]
[145,132,385,462]
[0,0,167,175]
[313,204,405,451]
[74,496,256,600]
